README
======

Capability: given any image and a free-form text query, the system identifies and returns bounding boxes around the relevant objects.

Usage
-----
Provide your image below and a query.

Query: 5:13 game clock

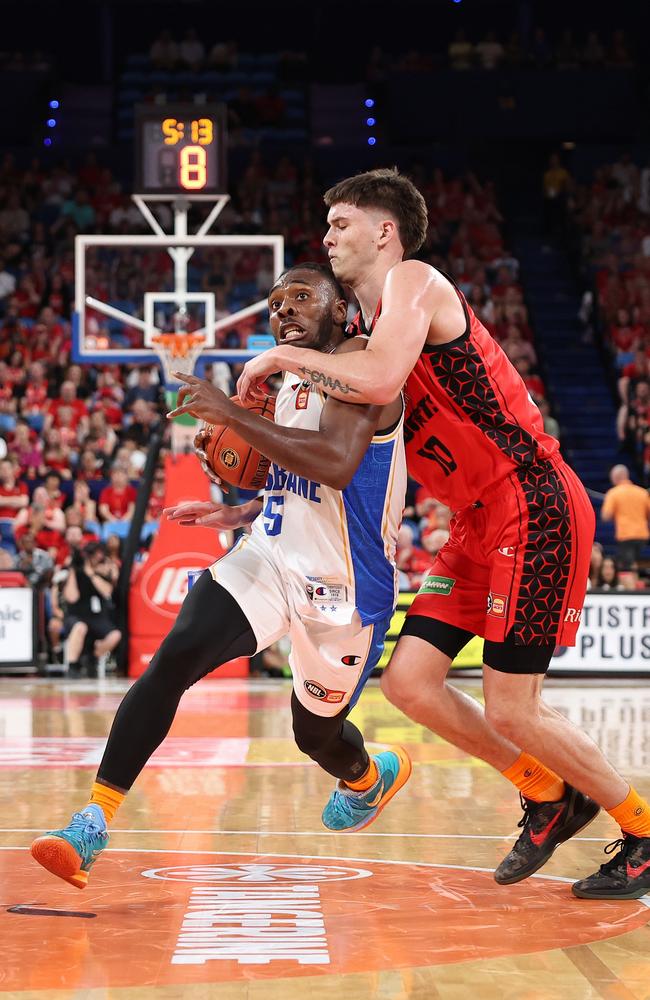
[134,104,227,195]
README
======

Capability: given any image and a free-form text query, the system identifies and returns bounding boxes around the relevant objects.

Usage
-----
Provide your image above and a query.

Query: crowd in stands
[148,31,307,83]
[444,27,634,73]
[570,153,650,485]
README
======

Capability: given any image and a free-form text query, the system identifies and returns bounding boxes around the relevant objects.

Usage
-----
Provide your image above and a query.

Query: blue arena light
[366,117,376,126]
[43,138,52,147]
[49,99,59,109]
[367,136,377,146]
[364,98,375,108]
[46,118,57,128]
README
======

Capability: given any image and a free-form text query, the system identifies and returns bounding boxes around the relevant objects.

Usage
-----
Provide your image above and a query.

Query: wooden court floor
[1,675,649,1000]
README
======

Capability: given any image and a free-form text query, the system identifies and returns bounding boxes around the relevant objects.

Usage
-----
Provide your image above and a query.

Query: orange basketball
[202,394,276,490]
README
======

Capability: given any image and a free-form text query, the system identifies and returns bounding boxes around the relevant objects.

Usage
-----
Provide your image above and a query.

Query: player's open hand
[167,373,234,423]
[163,501,246,529]
[236,349,283,403]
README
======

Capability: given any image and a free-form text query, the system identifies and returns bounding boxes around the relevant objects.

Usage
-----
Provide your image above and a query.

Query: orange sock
[345,759,379,792]
[87,781,125,825]
[608,787,650,838]
[501,751,565,803]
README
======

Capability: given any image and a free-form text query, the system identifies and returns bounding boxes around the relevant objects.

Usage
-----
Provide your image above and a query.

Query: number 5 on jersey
[263,495,284,536]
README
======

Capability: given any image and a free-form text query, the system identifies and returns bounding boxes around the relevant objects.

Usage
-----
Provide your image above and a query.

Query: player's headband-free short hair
[323,167,428,256]
[272,262,347,303]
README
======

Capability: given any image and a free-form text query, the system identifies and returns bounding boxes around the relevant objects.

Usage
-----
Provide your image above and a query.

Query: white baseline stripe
[1,827,612,842]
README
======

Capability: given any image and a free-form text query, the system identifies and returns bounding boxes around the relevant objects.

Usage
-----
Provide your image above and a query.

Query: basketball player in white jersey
[31,263,411,890]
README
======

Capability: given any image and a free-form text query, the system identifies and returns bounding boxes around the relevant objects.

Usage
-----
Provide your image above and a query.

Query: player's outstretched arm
[164,500,261,529]
[168,343,399,491]
[236,261,440,405]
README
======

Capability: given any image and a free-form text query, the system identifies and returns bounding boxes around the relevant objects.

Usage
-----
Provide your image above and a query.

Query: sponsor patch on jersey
[341,654,362,666]
[292,380,311,410]
[304,680,346,704]
[487,593,507,617]
[418,575,456,597]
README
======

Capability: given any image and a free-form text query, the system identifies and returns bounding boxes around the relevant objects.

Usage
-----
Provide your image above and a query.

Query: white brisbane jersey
[211,370,406,716]
[257,372,406,627]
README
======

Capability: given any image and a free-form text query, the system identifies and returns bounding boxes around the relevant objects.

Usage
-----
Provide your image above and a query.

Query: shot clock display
[134,104,227,195]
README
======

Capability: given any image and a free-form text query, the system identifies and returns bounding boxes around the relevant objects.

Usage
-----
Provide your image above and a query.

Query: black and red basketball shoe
[494,785,600,885]
[572,833,650,899]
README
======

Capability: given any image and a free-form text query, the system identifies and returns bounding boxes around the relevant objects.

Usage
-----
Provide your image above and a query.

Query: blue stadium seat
[102,521,132,542]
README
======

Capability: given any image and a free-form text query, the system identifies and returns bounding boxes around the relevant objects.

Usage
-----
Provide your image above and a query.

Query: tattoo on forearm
[298,366,358,395]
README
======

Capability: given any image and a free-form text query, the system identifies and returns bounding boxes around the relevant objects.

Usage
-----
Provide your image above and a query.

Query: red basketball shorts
[407,457,595,647]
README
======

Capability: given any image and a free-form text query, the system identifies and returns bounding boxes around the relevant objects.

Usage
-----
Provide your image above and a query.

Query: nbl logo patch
[304,680,345,704]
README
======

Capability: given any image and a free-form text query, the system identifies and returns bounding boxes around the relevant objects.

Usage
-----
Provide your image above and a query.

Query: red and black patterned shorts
[407,457,595,647]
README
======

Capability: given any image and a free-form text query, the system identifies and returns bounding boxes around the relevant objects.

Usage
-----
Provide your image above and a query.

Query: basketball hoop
[151,333,206,386]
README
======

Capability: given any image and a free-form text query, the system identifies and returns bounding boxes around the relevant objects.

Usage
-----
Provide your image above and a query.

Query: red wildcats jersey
[349,279,559,509]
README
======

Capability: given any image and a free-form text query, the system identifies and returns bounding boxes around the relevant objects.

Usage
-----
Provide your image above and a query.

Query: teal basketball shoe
[322,747,412,833]
[30,804,109,889]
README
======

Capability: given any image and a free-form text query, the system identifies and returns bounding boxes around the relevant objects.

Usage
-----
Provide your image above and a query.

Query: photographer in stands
[62,541,121,678]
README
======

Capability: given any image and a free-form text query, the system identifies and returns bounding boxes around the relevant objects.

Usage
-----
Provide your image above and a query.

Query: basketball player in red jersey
[238,168,650,899]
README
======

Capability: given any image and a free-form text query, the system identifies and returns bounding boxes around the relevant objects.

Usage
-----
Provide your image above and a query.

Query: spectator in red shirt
[68,479,98,528]
[99,466,137,523]
[0,457,29,549]
[396,524,431,591]
[85,409,119,457]
[64,507,100,545]
[14,504,64,561]
[610,307,644,355]
[45,381,89,436]
[76,448,105,482]
[146,469,166,522]
[0,362,17,432]
[8,421,42,475]
[55,406,82,451]
[422,526,450,557]
[513,356,546,401]
[42,428,73,479]
[20,361,50,430]
[32,470,66,516]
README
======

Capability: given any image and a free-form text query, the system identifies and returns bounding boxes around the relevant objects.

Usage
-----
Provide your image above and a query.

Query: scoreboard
[134,104,227,195]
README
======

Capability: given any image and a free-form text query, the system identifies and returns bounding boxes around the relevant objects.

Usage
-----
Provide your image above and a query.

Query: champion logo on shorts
[487,593,507,617]
[341,655,362,666]
[418,575,456,597]
[304,680,345,704]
